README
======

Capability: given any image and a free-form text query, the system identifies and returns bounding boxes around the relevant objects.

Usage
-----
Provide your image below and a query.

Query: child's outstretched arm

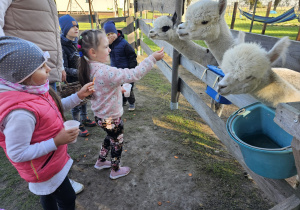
[77,82,95,100]
[152,47,164,61]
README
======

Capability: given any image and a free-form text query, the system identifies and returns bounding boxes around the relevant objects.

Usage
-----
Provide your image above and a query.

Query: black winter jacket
[61,34,79,83]
[109,30,137,69]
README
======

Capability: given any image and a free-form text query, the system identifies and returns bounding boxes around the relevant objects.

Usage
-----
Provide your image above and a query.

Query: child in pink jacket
[77,29,164,179]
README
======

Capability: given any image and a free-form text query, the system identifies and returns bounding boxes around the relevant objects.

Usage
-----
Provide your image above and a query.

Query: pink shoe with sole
[94,160,111,170]
[110,166,131,179]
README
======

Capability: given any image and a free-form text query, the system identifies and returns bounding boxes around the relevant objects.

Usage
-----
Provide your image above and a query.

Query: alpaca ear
[267,36,290,64]
[172,12,178,26]
[218,0,227,15]
[235,31,245,45]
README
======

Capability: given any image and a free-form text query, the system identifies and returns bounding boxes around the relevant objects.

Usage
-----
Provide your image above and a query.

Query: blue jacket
[61,34,79,83]
[109,30,137,69]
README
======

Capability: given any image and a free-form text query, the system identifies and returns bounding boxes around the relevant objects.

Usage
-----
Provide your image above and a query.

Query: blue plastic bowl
[226,102,296,179]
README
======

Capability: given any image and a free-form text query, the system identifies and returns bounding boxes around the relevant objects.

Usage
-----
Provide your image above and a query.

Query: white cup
[63,120,80,144]
[123,83,132,97]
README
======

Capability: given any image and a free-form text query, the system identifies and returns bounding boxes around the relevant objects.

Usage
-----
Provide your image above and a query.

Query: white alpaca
[148,14,218,66]
[217,37,300,108]
[177,0,234,64]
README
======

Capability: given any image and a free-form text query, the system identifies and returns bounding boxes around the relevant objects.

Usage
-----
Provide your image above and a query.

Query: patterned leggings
[95,117,124,171]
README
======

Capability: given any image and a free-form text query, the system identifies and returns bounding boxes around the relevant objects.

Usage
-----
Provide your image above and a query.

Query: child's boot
[94,159,111,170]
[79,124,89,137]
[82,117,97,127]
[110,166,131,179]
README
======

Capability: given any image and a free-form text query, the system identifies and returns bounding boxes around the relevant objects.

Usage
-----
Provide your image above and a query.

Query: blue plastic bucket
[226,102,296,179]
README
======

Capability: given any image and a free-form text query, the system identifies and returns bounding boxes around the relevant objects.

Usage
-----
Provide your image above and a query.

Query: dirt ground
[0,55,277,210]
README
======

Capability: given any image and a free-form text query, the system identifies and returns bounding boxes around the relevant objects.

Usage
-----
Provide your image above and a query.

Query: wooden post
[274,102,300,178]
[126,16,135,48]
[230,2,238,29]
[170,0,184,110]
[296,27,300,41]
[262,2,272,35]
[134,0,140,55]
[88,0,94,29]
[249,0,258,32]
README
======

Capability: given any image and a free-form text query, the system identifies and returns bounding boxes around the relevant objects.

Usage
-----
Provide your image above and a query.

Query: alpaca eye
[201,21,209,25]
[246,76,253,80]
[162,26,170,32]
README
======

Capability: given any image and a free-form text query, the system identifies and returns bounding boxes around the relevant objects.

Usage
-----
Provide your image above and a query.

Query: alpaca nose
[178,25,183,29]
[148,30,156,38]
[217,84,226,93]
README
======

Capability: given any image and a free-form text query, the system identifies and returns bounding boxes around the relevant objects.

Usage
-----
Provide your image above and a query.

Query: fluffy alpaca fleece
[218,37,300,107]
[149,15,218,66]
[177,0,236,64]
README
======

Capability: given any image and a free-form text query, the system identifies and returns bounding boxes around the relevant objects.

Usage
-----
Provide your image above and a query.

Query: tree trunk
[249,0,255,11]
[186,0,192,7]
[299,0,300,11]
[273,0,281,11]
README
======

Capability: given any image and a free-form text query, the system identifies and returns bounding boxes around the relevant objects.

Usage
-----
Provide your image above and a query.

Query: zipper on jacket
[31,161,39,180]
[41,152,54,169]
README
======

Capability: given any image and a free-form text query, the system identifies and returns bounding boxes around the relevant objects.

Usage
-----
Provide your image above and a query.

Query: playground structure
[68,0,300,208]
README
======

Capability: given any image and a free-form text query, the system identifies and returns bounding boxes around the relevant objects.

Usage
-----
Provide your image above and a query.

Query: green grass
[0,148,40,209]
[138,68,253,188]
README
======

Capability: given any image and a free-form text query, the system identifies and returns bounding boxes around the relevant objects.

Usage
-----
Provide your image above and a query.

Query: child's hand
[121,87,126,93]
[53,128,79,146]
[152,47,164,61]
[77,82,95,100]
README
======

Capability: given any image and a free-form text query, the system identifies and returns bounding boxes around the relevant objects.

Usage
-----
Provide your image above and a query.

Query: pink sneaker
[94,159,111,170]
[110,167,131,179]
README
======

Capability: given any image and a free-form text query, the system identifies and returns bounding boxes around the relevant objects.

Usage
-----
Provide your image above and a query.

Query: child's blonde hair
[78,29,105,86]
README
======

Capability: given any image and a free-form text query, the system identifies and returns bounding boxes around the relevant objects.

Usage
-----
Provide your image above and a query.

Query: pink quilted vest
[0,91,70,183]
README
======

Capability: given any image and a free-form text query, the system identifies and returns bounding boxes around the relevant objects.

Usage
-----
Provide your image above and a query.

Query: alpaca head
[217,37,290,96]
[177,0,227,42]
[149,13,177,41]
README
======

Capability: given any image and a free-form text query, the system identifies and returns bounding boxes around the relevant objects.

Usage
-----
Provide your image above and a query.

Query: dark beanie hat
[59,14,78,36]
[0,36,46,83]
[103,21,118,34]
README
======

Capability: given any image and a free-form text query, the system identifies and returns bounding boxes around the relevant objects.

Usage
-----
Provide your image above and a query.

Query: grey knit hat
[0,36,47,83]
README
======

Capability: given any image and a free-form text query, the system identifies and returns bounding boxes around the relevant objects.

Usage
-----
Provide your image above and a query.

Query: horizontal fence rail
[139,17,300,205]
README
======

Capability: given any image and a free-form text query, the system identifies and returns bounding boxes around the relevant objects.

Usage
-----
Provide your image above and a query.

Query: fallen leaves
[174,156,178,159]
[158,201,162,206]
[188,173,192,177]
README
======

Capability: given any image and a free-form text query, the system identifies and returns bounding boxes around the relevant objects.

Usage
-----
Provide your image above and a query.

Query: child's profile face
[107,33,117,44]
[66,25,79,40]
[23,63,51,86]
[93,34,111,63]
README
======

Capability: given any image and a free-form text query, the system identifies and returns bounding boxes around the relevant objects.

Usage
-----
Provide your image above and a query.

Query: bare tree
[249,0,256,10]
[273,0,282,11]
[186,0,192,8]
[114,0,118,17]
